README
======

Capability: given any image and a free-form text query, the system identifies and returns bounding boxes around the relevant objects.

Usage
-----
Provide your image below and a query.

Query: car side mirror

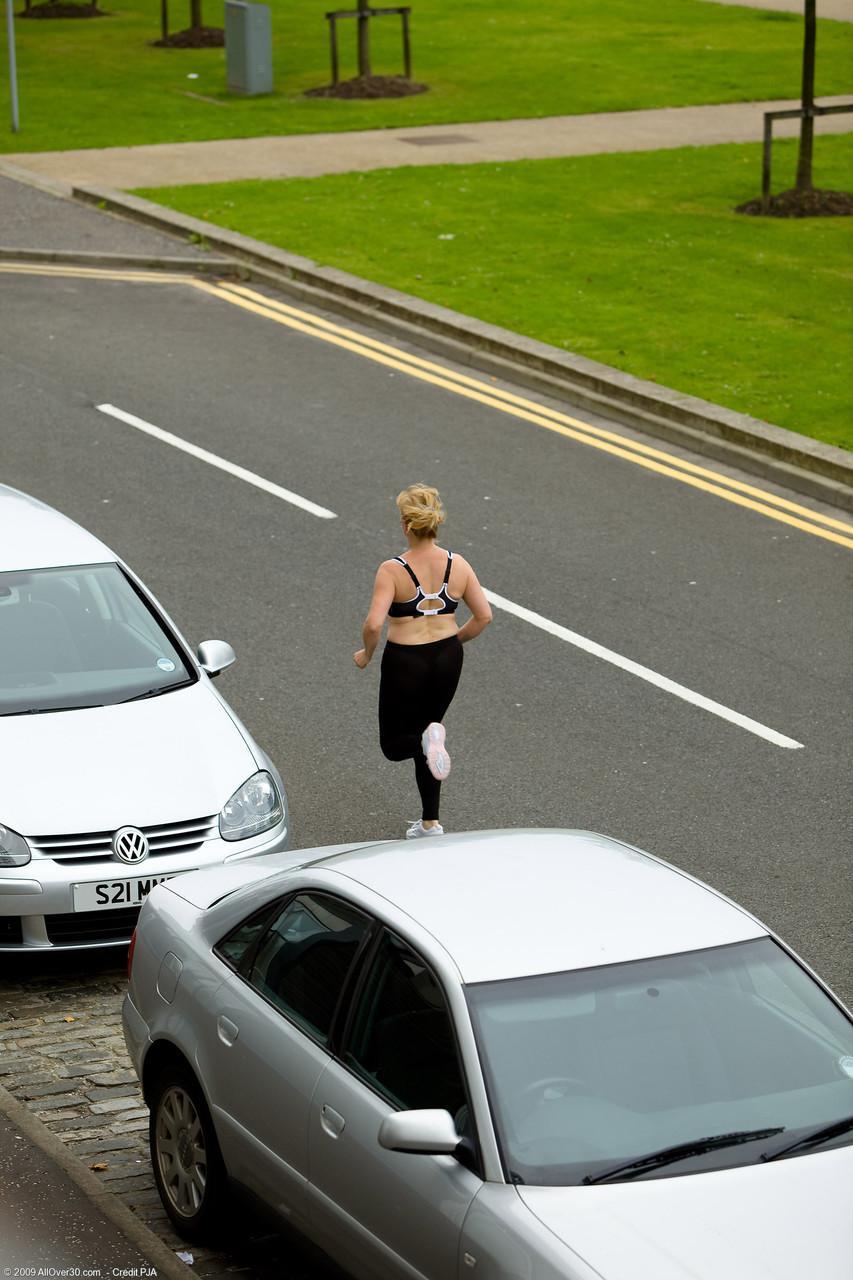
[197,639,236,678]
[378,1109,460,1155]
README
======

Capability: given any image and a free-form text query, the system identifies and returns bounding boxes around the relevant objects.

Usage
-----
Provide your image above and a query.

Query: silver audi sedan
[123,829,853,1280]
[0,484,290,950]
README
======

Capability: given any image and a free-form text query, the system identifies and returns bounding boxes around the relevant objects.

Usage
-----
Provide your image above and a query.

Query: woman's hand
[353,649,370,669]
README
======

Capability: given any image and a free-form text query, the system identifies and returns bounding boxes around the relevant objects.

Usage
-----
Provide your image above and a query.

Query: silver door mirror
[378,1109,459,1154]
[197,639,236,677]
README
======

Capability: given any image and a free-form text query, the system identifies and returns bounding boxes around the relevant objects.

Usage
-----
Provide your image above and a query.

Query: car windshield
[0,563,195,714]
[466,938,853,1186]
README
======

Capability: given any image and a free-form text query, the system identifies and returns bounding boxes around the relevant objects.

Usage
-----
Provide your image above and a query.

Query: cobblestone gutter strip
[0,978,194,1277]
[72,184,853,514]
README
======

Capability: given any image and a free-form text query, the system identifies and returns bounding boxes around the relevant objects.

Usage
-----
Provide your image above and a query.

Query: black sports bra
[387,551,460,618]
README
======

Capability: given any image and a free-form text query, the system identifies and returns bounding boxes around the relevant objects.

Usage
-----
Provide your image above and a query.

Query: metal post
[6,0,19,133]
[761,113,773,213]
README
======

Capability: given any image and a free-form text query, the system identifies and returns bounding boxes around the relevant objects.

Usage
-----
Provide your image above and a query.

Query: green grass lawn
[2,0,853,152]
[137,136,853,448]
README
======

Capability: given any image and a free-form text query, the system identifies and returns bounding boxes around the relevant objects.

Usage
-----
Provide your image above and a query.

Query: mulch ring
[19,2,108,15]
[153,25,224,47]
[736,188,853,217]
[305,74,428,99]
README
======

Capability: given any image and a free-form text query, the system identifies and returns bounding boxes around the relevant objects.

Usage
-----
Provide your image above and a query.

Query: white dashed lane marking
[96,403,338,520]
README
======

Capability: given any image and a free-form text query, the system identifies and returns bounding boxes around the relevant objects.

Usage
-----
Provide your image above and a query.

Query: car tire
[149,1063,228,1241]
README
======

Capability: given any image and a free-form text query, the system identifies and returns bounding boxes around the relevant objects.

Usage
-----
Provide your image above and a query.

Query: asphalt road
[0,174,851,1271]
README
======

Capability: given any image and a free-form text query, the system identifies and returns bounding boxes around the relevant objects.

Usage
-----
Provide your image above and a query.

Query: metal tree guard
[325,0,412,86]
[761,103,853,211]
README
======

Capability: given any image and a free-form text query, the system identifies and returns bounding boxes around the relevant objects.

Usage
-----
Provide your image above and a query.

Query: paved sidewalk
[0,173,210,255]
[702,0,852,19]
[7,96,852,189]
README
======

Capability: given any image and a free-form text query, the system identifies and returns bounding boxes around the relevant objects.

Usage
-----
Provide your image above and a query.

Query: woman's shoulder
[377,555,408,578]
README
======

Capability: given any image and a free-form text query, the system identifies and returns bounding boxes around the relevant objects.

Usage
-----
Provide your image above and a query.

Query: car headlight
[219,771,283,842]
[0,824,32,867]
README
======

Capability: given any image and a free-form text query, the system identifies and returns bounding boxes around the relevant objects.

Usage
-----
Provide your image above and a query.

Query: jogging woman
[354,484,492,838]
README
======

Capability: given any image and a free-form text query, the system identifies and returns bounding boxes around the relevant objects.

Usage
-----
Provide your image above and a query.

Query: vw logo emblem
[112,826,149,864]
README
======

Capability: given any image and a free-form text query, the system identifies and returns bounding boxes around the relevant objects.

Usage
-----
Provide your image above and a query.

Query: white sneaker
[422,722,451,781]
[405,819,445,839]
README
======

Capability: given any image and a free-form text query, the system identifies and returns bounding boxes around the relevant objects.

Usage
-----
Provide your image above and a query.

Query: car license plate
[72,871,191,912]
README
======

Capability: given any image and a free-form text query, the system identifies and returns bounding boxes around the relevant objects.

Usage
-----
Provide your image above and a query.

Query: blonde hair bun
[396,483,446,538]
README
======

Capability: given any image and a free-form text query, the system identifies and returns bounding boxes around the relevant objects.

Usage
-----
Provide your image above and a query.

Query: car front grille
[45,907,141,945]
[0,917,24,945]
[29,815,218,864]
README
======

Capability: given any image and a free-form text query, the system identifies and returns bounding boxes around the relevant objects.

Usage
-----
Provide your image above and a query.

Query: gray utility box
[225,0,273,96]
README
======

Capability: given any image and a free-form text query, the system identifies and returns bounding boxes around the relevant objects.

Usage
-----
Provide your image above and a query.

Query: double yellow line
[194,280,853,551]
[5,262,852,550]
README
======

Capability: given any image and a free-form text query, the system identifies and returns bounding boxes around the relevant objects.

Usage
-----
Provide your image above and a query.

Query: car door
[308,929,483,1280]
[201,891,372,1232]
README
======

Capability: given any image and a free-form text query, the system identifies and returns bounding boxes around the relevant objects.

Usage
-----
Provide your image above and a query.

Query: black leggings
[379,635,464,821]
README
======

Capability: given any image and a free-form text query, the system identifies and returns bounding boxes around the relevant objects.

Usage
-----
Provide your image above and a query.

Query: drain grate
[400,134,474,147]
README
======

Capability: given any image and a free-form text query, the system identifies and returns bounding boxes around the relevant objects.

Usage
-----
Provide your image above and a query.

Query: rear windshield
[0,563,195,714]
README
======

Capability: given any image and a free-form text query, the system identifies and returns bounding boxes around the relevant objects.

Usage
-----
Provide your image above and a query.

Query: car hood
[1,682,257,834]
[518,1145,853,1280]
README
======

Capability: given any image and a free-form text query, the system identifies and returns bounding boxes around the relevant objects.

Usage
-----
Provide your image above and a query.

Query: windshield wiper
[761,1115,853,1164]
[583,1127,785,1185]
[119,680,192,704]
[3,704,104,716]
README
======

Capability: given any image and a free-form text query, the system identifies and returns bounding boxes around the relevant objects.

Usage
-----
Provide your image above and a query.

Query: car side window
[214,901,281,973]
[343,931,468,1121]
[248,893,370,1045]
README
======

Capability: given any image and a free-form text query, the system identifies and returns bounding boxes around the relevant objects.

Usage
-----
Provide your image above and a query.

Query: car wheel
[149,1064,227,1240]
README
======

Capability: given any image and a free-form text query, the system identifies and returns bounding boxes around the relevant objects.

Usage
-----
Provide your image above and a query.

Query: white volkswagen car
[0,484,290,951]
[124,829,853,1280]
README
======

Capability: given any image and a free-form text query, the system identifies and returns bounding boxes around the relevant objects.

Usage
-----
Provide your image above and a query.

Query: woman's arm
[354,564,396,668]
[457,562,493,644]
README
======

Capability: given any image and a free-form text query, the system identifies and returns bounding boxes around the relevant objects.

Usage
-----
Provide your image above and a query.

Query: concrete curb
[0,156,74,197]
[0,1079,191,1280]
[57,182,853,513]
[0,246,237,274]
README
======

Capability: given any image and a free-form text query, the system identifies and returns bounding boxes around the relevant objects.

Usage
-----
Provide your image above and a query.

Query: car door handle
[217,1015,239,1046]
[320,1104,346,1138]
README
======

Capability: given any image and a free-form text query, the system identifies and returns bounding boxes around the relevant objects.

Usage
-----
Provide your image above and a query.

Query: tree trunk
[189,0,203,32]
[796,0,816,192]
[357,0,371,79]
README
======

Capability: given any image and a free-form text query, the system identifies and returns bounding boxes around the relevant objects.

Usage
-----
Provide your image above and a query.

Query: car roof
[316,829,766,983]
[0,484,116,573]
